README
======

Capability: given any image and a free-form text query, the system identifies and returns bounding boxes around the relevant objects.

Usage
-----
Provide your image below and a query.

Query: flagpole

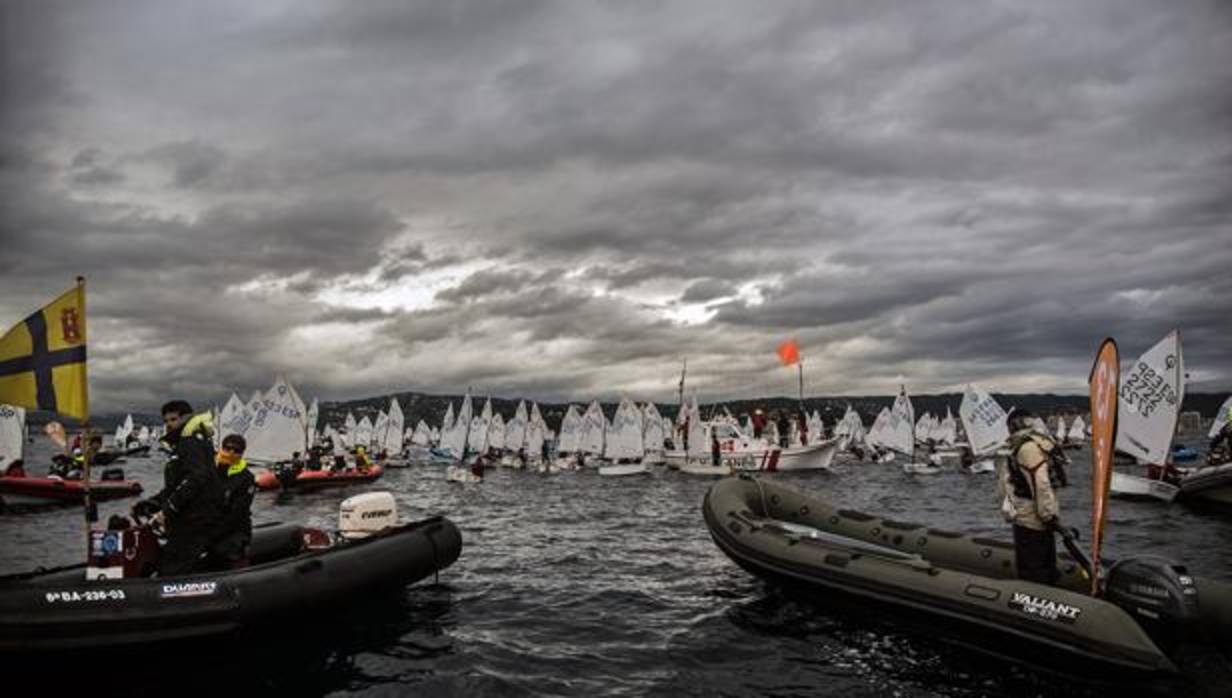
[77,276,97,529]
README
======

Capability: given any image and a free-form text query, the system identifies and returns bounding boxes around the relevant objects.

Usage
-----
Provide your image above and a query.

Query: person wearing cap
[998,409,1064,585]
[205,433,255,570]
[132,400,223,576]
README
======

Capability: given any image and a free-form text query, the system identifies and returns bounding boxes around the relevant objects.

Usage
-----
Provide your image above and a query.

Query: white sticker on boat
[44,589,127,603]
[160,581,218,598]
[1008,592,1081,623]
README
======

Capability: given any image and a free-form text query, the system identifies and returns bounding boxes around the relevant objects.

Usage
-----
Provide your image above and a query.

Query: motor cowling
[339,491,397,540]
[1104,555,1200,648]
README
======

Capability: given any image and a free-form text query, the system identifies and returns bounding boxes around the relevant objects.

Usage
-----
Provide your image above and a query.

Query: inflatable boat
[0,474,142,506]
[703,475,1232,679]
[254,464,384,491]
[0,493,460,652]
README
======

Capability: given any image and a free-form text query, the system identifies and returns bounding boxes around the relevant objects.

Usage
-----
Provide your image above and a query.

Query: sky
[1,0,1229,413]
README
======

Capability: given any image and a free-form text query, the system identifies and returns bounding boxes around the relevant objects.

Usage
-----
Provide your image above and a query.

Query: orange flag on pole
[776,339,800,366]
[1088,337,1119,596]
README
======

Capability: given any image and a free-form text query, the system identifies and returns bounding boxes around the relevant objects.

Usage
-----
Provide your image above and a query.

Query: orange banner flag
[777,339,800,366]
[1088,337,1119,596]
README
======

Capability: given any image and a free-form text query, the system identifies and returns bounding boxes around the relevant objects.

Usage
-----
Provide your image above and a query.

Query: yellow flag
[0,279,88,421]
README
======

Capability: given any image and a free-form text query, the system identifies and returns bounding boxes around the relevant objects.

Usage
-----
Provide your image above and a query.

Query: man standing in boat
[999,409,1064,586]
[133,400,224,576]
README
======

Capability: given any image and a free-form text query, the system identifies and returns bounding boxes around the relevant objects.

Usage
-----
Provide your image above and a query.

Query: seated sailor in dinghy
[205,434,256,570]
[131,400,224,577]
[999,410,1065,586]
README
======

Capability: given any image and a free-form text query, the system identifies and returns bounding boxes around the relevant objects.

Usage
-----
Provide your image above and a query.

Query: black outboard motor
[1104,555,1200,651]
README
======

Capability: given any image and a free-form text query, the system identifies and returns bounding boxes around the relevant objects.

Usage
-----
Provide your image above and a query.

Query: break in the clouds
[1,0,1229,413]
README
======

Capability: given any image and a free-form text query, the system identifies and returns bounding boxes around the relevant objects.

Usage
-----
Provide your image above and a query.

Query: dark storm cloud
[1,0,1229,412]
[141,140,228,188]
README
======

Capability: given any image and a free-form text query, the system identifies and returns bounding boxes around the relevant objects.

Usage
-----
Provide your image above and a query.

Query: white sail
[386,398,405,454]
[686,400,707,459]
[441,403,455,434]
[374,411,389,448]
[1209,396,1232,439]
[0,404,25,465]
[866,407,890,449]
[605,397,645,461]
[245,375,309,463]
[643,402,666,453]
[411,420,432,447]
[506,401,528,452]
[217,393,249,441]
[114,412,134,447]
[440,396,471,459]
[937,407,958,446]
[355,416,374,449]
[579,400,606,455]
[1067,415,1086,443]
[1116,330,1184,464]
[959,384,1009,456]
[807,410,824,445]
[489,412,506,451]
[885,390,916,456]
[468,398,493,454]
[342,411,357,448]
[306,398,319,445]
[557,405,582,453]
[525,402,546,457]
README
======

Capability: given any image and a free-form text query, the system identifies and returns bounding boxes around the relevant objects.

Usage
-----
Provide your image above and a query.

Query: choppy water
[3,437,1231,697]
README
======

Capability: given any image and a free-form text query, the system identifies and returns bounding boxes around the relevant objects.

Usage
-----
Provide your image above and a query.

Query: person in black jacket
[132,400,223,576]
[206,433,256,570]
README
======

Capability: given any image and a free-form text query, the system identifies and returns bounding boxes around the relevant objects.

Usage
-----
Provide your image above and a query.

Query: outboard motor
[339,491,398,540]
[1104,555,1200,650]
[99,467,125,481]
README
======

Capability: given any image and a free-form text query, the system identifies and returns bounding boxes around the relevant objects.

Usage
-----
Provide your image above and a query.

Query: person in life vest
[1210,420,1232,466]
[206,433,256,570]
[355,446,372,472]
[998,409,1066,585]
[132,401,224,577]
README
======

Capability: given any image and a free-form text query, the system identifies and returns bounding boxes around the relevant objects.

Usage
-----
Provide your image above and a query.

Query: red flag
[777,339,800,366]
[1088,337,1119,596]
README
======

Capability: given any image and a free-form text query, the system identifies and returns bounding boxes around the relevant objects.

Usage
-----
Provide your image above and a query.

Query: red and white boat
[665,421,838,472]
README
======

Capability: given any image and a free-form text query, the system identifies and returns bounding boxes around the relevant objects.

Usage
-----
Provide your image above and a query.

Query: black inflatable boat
[704,475,1232,679]
[0,515,461,652]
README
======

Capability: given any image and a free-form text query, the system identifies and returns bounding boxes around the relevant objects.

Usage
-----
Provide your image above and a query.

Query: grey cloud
[680,278,737,304]
[2,0,1230,412]
[142,140,228,188]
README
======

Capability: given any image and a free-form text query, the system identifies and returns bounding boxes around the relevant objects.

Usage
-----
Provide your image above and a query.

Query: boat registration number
[44,589,126,603]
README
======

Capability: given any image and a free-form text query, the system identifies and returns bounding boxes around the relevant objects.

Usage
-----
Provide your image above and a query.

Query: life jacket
[1008,431,1068,499]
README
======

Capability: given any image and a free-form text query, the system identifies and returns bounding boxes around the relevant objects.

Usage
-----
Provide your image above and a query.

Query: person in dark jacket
[777,413,790,448]
[132,400,223,576]
[711,428,722,466]
[206,433,256,570]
